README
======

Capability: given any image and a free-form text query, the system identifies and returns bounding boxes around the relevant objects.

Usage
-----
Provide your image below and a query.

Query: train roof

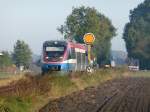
[43,40,86,49]
[68,41,86,49]
[43,40,67,46]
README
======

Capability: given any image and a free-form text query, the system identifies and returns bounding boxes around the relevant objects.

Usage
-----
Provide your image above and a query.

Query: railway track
[0,75,51,97]
[0,81,33,96]
[40,77,150,112]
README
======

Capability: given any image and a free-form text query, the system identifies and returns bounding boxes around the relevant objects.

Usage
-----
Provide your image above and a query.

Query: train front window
[45,46,65,59]
[46,47,65,52]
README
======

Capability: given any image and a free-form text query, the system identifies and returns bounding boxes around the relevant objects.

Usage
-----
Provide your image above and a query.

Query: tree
[123,0,150,69]
[13,40,32,69]
[0,51,12,67]
[57,6,116,65]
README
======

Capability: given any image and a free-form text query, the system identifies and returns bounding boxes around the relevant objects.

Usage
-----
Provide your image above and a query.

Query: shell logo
[83,33,95,45]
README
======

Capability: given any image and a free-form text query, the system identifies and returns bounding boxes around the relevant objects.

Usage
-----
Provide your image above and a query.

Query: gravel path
[40,77,150,112]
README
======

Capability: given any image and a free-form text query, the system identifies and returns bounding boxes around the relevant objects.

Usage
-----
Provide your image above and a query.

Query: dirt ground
[40,77,150,112]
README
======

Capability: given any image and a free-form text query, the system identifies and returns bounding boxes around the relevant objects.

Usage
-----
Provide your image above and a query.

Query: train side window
[68,48,75,59]
[68,49,72,59]
[71,48,75,59]
[82,53,85,66]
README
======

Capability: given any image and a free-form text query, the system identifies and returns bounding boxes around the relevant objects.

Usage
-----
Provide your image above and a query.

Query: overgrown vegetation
[0,97,32,112]
[0,73,51,112]
[0,69,150,112]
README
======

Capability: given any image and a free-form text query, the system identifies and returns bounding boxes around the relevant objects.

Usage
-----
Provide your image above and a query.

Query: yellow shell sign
[83,33,95,45]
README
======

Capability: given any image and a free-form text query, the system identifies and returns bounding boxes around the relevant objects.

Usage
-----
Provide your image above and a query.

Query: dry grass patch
[0,74,26,87]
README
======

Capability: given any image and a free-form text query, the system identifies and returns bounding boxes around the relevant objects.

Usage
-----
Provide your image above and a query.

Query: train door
[76,52,81,71]
[75,52,77,71]
[67,48,71,71]
[67,47,76,71]
[81,53,83,71]
[69,48,76,71]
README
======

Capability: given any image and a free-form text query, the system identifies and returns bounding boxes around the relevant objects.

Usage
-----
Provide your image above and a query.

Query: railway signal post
[83,33,95,73]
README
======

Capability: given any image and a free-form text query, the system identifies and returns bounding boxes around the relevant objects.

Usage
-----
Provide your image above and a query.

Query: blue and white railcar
[41,40,88,74]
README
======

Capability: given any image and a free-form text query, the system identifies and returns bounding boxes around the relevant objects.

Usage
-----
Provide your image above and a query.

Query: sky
[0,0,145,54]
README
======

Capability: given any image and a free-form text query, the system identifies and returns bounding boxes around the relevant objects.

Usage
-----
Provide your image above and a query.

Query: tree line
[0,0,150,70]
[123,0,150,69]
[58,0,150,69]
[0,40,32,70]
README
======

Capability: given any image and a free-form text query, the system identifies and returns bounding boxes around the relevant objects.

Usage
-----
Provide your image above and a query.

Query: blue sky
[0,0,144,54]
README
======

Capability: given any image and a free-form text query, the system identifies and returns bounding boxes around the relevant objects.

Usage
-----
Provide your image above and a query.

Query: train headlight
[46,56,49,59]
[54,41,58,44]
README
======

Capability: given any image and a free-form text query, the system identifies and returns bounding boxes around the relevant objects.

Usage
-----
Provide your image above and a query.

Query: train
[41,40,93,74]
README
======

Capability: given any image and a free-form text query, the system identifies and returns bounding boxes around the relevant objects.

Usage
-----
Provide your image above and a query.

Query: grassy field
[0,72,14,78]
[0,69,150,112]
[129,71,150,77]
[0,72,26,87]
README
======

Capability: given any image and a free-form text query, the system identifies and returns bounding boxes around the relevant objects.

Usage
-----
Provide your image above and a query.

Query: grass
[44,69,126,99]
[49,75,78,98]
[129,71,150,77]
[0,72,25,87]
[0,97,32,112]
[0,69,150,112]
[0,72,13,78]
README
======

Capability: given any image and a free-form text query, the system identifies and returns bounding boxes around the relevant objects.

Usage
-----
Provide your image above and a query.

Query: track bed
[40,77,150,112]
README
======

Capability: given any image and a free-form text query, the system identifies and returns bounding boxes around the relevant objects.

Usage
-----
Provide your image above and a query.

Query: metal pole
[88,45,91,64]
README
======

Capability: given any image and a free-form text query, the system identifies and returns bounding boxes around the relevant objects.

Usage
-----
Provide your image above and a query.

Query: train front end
[41,41,68,74]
